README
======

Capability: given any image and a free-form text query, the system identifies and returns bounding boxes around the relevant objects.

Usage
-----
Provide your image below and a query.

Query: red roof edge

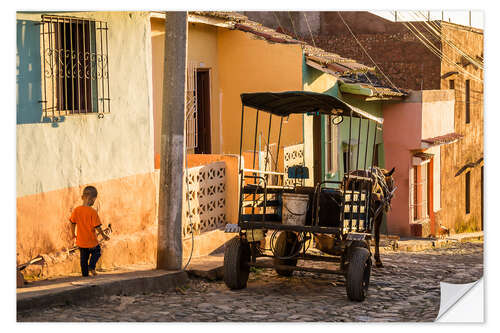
[422,132,464,145]
[233,23,304,45]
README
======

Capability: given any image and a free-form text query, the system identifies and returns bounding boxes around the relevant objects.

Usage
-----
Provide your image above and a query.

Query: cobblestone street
[17,241,483,322]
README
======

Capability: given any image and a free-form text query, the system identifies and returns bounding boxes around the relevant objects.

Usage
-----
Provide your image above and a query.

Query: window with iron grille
[40,15,110,120]
[409,164,429,222]
[325,115,338,175]
[185,61,198,150]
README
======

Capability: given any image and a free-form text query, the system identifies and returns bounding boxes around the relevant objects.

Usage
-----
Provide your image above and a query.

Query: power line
[337,12,402,94]
[272,12,382,97]
[400,24,484,103]
[303,12,316,48]
[397,11,483,82]
[403,22,481,81]
[402,11,483,71]
[401,19,483,83]
[272,11,284,33]
[412,11,484,70]
[287,11,299,40]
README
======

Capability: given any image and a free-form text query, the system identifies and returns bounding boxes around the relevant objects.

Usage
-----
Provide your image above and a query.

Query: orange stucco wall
[17,172,158,278]
[217,28,304,155]
[151,20,304,164]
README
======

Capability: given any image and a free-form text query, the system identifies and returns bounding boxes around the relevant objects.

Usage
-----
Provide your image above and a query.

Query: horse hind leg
[374,214,383,268]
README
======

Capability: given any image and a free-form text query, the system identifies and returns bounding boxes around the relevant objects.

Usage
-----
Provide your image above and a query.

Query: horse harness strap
[370,167,393,212]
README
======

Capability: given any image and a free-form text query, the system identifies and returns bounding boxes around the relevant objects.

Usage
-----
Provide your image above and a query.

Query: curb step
[17,270,188,313]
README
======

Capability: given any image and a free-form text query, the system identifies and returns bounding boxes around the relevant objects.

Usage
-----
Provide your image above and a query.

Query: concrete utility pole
[157,12,187,270]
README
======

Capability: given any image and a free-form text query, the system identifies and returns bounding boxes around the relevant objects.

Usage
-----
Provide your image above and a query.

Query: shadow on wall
[17,19,62,126]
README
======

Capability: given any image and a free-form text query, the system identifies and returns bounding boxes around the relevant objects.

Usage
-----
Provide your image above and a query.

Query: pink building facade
[383,90,458,237]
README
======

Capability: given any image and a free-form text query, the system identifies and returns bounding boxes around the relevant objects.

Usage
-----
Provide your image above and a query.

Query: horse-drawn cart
[223,91,395,301]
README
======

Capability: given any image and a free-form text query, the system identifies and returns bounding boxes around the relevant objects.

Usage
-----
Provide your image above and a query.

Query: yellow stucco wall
[151,20,222,159]
[151,19,165,166]
[151,21,304,164]
[187,23,221,154]
[217,28,304,158]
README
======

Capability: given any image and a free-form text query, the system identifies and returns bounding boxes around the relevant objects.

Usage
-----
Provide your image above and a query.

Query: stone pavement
[17,240,483,322]
[185,231,482,280]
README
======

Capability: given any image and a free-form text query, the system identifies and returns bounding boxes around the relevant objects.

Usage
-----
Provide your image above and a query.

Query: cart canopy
[240,91,383,124]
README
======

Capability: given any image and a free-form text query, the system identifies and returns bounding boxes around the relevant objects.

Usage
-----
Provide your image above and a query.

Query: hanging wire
[407,20,483,83]
[400,17,483,82]
[413,10,483,70]
[268,230,312,260]
[412,11,484,70]
[337,12,403,95]
[272,11,285,32]
[287,11,299,40]
[303,12,317,48]
[182,156,195,271]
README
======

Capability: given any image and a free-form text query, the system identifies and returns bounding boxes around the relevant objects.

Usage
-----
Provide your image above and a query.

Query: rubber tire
[346,247,372,302]
[350,240,370,250]
[274,231,299,277]
[223,237,251,290]
[346,240,370,262]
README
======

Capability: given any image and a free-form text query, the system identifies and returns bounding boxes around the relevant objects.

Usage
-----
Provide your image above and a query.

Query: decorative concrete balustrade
[182,161,227,239]
[284,143,305,186]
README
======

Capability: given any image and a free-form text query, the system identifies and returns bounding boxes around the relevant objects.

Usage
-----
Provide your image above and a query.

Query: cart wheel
[350,240,370,250]
[346,240,371,262]
[224,237,251,290]
[346,247,372,302]
[274,231,299,277]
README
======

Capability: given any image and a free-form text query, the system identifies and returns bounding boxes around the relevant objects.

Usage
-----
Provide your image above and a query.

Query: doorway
[195,69,211,154]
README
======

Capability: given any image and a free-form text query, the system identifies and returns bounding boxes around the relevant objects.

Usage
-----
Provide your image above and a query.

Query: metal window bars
[40,15,110,121]
[185,61,198,150]
[409,164,429,222]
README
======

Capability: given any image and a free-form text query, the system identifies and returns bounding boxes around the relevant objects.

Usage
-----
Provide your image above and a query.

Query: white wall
[421,90,455,140]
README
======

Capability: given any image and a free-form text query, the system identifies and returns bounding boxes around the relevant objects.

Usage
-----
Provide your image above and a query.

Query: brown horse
[348,167,396,267]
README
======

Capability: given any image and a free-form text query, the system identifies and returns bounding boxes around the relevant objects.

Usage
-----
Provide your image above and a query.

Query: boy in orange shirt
[70,186,109,277]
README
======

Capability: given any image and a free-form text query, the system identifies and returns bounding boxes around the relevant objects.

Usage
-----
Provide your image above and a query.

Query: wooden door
[195,69,211,154]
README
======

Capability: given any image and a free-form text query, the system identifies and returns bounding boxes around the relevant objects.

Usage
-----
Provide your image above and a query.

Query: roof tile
[422,133,464,145]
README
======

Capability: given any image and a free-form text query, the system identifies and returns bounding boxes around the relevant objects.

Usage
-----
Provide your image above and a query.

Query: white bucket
[282,193,309,226]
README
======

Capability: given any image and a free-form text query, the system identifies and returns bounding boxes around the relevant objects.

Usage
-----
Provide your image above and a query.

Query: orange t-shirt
[69,206,102,248]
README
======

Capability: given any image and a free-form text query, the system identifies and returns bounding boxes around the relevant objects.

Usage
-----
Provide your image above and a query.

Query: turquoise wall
[302,63,386,185]
[337,90,386,174]
[17,19,44,124]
